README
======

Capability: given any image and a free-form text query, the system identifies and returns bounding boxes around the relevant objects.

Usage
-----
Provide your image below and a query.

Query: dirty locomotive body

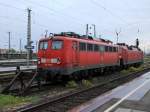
[37,32,143,81]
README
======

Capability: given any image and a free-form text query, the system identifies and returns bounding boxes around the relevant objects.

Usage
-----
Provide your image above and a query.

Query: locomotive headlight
[51,58,61,64]
[41,58,46,63]
[38,60,41,64]
[38,58,41,64]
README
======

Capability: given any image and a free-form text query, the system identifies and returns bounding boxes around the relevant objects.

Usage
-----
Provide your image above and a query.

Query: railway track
[0,68,37,95]
[0,66,36,74]
[0,60,37,67]
[16,68,150,112]
[0,69,35,83]
[0,73,15,82]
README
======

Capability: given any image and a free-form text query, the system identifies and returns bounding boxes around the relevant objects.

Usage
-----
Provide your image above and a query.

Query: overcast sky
[0,0,150,53]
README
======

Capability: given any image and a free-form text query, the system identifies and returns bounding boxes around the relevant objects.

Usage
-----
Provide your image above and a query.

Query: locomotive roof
[117,43,142,51]
[39,35,118,47]
[39,36,142,51]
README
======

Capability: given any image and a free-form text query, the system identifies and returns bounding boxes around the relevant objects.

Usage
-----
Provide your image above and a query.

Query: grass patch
[120,66,145,74]
[66,80,78,88]
[82,80,93,88]
[121,66,144,75]
[0,94,38,109]
[137,66,144,71]
[120,70,129,75]
[128,67,139,72]
[128,66,144,72]
[91,77,99,83]
[144,56,150,62]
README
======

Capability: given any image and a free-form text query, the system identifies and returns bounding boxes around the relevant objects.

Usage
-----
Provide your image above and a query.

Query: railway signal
[86,24,89,38]
[115,28,121,43]
[92,24,96,38]
[136,38,139,48]
[86,24,97,38]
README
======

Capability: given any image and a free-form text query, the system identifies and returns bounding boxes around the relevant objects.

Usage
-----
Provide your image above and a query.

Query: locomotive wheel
[62,75,70,83]
[80,70,88,79]
[71,72,79,81]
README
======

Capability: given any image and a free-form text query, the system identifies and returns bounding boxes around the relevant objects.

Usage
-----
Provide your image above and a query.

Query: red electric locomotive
[117,43,143,67]
[37,32,143,80]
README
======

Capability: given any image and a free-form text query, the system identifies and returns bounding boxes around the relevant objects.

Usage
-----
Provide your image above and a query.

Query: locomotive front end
[37,37,67,80]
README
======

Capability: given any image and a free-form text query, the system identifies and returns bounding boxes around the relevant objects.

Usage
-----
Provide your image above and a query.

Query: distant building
[0,49,8,54]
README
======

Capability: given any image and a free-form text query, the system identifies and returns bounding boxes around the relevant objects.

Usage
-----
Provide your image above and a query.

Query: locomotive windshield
[52,40,63,50]
[39,41,48,50]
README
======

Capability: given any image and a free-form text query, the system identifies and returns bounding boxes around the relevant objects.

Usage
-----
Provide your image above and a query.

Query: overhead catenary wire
[0,10,56,30]
[89,0,129,25]
[0,0,138,31]
[0,0,85,49]
[89,0,147,31]
[0,0,84,31]
[0,0,147,39]
[19,0,117,35]
[0,2,25,12]
[0,1,83,29]
[0,15,27,23]
[20,0,84,25]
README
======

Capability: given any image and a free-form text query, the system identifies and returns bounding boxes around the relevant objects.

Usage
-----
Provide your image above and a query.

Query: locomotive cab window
[52,40,63,50]
[39,41,48,50]
[113,47,117,52]
[94,44,99,51]
[105,46,109,52]
[109,47,113,52]
[79,42,86,51]
[87,44,93,51]
[113,47,116,52]
[116,47,118,52]
[99,46,105,52]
